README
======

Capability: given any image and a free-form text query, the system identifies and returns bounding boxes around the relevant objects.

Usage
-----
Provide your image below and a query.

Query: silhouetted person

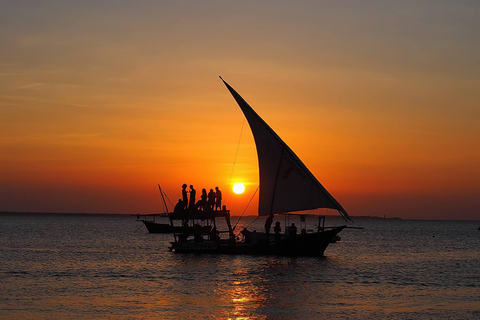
[207,189,215,211]
[196,188,207,211]
[210,226,220,241]
[193,224,203,242]
[289,223,297,236]
[215,186,222,211]
[265,213,274,235]
[182,184,188,210]
[174,199,184,214]
[274,221,281,243]
[241,228,251,243]
[189,185,196,211]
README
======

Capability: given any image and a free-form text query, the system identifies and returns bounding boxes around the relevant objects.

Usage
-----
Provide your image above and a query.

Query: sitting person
[195,188,208,211]
[241,227,252,243]
[210,227,220,241]
[174,199,184,214]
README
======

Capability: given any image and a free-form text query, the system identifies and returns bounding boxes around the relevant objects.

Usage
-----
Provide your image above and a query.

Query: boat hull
[171,226,345,257]
[142,220,212,234]
[142,220,173,233]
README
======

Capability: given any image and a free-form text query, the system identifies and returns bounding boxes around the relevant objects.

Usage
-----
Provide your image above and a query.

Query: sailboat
[168,78,352,256]
[136,185,174,233]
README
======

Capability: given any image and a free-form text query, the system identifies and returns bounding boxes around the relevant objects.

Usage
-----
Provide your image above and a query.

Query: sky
[1,0,479,220]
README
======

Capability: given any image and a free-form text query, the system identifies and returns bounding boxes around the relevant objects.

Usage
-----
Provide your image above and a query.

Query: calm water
[1,213,479,319]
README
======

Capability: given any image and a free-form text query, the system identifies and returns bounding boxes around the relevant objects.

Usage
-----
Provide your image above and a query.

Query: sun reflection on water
[214,267,268,320]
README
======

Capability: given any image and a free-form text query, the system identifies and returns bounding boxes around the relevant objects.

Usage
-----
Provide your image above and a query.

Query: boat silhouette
[168,78,351,256]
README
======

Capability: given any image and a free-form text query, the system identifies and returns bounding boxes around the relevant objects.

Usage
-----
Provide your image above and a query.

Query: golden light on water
[233,183,246,194]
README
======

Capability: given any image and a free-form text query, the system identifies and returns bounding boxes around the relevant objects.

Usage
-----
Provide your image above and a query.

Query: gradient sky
[1,1,479,220]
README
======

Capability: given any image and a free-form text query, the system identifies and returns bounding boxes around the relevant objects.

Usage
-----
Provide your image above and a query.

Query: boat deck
[168,209,230,221]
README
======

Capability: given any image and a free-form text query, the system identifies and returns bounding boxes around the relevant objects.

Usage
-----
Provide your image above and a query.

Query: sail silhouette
[221,77,351,222]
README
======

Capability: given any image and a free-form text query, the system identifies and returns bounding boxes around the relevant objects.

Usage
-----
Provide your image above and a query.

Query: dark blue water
[1,213,479,319]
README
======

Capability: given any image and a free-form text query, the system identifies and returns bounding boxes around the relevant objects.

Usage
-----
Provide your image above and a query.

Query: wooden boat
[140,220,173,233]
[136,185,176,234]
[136,214,173,233]
[169,78,352,256]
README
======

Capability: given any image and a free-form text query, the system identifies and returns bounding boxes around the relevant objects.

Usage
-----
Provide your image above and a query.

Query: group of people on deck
[174,184,222,214]
[266,213,298,236]
[265,213,298,242]
[241,213,299,244]
[244,214,304,243]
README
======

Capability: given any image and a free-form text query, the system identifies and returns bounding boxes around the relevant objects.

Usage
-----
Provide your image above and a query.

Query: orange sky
[1,1,479,219]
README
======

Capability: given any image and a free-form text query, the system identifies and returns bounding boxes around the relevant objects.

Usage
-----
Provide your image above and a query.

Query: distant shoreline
[1,211,479,221]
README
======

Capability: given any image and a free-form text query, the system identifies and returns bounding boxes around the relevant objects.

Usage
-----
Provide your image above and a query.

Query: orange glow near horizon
[1,2,479,220]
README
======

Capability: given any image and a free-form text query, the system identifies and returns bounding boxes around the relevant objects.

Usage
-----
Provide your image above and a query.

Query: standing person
[215,186,222,211]
[274,221,281,243]
[182,184,188,210]
[207,189,216,211]
[265,213,274,235]
[189,185,196,211]
[201,188,207,211]
[289,223,297,236]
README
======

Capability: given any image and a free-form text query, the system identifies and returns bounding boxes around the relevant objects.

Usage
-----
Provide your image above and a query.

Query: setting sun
[232,183,245,194]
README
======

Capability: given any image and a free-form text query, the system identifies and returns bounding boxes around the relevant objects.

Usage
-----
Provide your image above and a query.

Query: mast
[158,184,169,213]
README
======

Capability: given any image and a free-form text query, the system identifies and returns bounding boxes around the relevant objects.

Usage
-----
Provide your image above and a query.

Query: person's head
[275,221,280,226]
[178,199,182,203]
[215,186,219,191]
[291,223,295,226]
[190,185,193,189]
[210,189,213,192]
[182,184,187,189]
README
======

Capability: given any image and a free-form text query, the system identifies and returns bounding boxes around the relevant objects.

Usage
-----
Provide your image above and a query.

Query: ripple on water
[0,214,479,319]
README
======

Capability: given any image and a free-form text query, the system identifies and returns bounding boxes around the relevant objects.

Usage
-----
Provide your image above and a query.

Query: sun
[232,183,245,194]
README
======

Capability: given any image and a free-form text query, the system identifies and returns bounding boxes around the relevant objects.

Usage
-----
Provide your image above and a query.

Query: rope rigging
[233,185,259,231]
[224,118,246,205]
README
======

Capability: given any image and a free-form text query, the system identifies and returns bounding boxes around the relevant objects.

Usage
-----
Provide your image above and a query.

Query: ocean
[1,213,479,319]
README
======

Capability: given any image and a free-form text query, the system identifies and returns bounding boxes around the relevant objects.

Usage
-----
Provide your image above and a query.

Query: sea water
[1,213,479,319]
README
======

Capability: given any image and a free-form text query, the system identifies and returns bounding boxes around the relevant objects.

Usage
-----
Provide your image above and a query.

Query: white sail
[221,78,351,221]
